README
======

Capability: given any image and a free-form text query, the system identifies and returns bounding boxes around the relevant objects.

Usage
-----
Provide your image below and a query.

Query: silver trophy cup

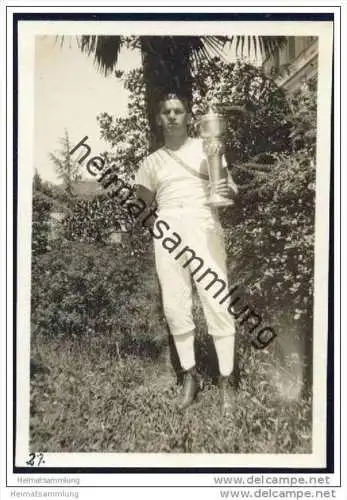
[199,108,234,207]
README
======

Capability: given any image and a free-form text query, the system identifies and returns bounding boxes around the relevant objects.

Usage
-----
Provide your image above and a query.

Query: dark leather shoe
[176,367,199,410]
[219,376,235,417]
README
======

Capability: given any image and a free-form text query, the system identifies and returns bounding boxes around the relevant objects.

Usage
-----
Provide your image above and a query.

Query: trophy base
[206,193,234,208]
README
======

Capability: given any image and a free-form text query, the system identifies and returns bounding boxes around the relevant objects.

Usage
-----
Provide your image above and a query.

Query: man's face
[157,98,189,137]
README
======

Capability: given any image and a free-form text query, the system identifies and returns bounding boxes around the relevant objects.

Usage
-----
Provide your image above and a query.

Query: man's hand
[214,174,238,199]
[214,179,230,197]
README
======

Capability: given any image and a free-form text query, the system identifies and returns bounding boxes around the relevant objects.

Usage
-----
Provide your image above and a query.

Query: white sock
[213,335,235,377]
[173,330,195,371]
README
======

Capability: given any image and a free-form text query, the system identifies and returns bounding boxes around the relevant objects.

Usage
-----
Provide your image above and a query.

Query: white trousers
[174,331,235,375]
[153,210,236,339]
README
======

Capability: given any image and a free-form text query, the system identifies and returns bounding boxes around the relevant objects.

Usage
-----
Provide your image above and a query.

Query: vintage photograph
[14,18,333,469]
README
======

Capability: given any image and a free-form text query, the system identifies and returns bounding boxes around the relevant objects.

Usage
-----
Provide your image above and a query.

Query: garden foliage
[32,172,53,256]
[31,240,163,354]
[61,195,123,244]
[226,78,317,323]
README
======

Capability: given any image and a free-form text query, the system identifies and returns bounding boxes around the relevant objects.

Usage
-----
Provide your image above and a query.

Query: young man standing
[135,93,238,416]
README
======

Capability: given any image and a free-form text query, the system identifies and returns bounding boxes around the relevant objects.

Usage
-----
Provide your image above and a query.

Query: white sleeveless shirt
[135,137,224,221]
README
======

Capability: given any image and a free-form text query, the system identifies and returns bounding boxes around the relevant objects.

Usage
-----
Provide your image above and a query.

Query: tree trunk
[140,37,193,151]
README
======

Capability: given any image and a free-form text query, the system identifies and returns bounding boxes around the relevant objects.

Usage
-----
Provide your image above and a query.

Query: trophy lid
[199,106,226,136]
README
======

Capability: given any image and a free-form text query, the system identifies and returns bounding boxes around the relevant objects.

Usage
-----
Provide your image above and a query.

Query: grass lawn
[30,334,312,454]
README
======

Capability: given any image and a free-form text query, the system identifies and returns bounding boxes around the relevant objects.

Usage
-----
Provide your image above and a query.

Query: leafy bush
[225,78,317,319]
[62,195,123,244]
[191,58,292,162]
[216,79,317,389]
[97,69,151,180]
[31,240,165,356]
[32,176,53,256]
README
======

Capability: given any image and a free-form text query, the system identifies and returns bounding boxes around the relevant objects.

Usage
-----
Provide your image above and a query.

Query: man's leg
[172,330,195,372]
[213,335,235,377]
[189,222,237,415]
[154,237,199,408]
[172,329,199,410]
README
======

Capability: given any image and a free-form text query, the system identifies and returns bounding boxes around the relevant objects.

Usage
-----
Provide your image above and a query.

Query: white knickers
[153,210,236,338]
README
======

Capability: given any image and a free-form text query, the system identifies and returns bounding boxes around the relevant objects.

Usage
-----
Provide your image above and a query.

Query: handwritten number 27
[26,452,45,467]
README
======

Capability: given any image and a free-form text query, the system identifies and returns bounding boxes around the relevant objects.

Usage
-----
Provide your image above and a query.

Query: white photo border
[3,3,341,489]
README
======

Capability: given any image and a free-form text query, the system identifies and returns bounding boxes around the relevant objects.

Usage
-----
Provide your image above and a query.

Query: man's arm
[133,184,157,228]
[135,184,156,207]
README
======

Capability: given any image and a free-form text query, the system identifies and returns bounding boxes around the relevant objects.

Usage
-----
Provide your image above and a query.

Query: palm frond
[242,36,248,57]
[227,35,287,60]
[183,36,229,73]
[252,36,258,59]
[258,37,265,57]
[76,34,286,79]
[79,36,122,76]
[201,36,228,59]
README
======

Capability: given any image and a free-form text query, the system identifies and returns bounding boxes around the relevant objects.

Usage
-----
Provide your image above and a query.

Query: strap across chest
[162,147,209,181]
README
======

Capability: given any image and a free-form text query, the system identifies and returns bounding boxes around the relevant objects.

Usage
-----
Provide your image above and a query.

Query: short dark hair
[157,92,191,114]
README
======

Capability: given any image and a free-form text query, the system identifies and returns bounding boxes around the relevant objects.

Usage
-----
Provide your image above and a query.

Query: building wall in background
[262,36,318,93]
